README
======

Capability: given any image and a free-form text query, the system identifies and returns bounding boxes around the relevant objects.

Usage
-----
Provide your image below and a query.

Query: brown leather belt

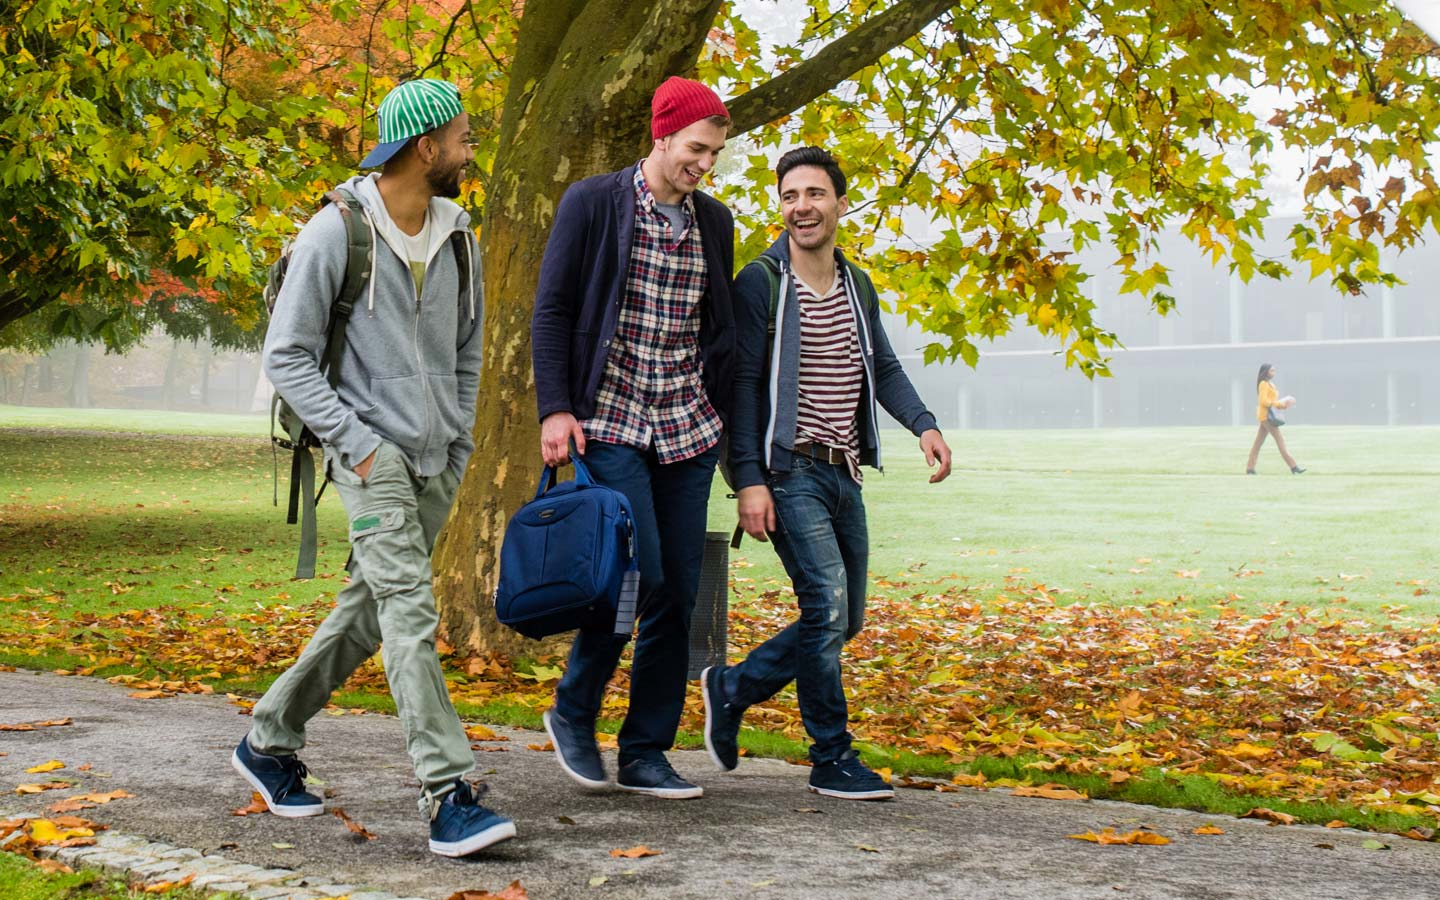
[792,441,847,465]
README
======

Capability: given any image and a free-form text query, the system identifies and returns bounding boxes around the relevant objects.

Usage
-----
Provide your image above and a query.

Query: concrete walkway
[1,669,1435,899]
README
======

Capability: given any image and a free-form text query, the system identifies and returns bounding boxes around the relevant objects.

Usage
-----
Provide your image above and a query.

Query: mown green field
[3,405,1437,622]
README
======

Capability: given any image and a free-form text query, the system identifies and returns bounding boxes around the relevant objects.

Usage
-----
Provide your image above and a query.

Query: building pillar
[957,382,972,430]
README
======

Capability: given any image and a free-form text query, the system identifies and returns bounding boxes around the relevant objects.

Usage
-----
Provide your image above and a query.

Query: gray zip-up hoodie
[263,173,484,480]
[727,235,937,491]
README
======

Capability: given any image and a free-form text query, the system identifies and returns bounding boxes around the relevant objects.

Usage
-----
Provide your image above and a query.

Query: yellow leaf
[28,819,95,843]
[1193,825,1225,835]
[1012,784,1087,800]
[26,760,65,773]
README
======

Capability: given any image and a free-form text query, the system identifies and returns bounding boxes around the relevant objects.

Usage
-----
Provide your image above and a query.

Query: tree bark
[432,0,961,654]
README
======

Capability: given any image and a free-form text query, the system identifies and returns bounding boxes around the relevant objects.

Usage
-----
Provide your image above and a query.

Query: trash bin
[687,531,730,679]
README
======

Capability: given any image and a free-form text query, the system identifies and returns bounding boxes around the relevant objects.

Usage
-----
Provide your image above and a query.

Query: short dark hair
[775,146,846,198]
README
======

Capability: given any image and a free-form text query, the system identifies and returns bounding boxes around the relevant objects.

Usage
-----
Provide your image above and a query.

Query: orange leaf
[1324,820,1347,828]
[231,792,268,817]
[465,724,504,741]
[445,881,530,900]
[1069,828,1170,845]
[332,807,376,840]
[1242,808,1296,826]
[36,859,73,874]
[143,873,196,893]
[951,772,987,788]
[1012,784,1087,801]
[526,741,554,752]
[610,845,662,858]
[128,690,170,700]
[1193,825,1225,835]
[16,782,72,795]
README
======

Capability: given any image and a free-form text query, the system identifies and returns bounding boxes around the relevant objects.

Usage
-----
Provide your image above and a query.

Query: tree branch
[726,0,957,135]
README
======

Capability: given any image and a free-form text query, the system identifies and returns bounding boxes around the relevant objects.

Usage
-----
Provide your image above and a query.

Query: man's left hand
[920,429,952,483]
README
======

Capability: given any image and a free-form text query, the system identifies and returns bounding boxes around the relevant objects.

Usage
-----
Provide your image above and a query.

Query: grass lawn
[4,407,1440,834]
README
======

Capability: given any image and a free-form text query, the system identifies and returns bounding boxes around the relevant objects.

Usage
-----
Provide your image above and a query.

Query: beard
[427,154,466,199]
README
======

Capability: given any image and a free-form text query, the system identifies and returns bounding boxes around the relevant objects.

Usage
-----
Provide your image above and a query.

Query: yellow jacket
[1256,380,1278,423]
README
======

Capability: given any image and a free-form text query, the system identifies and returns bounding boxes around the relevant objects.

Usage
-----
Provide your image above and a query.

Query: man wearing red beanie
[530,76,734,799]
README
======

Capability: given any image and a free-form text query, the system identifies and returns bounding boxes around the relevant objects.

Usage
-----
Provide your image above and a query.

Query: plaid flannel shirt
[582,165,723,463]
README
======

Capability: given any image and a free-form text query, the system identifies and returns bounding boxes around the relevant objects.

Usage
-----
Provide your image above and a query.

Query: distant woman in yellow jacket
[1246,363,1305,475]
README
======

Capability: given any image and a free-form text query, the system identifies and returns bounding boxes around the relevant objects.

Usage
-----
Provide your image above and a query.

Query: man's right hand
[737,485,777,541]
[353,447,378,481]
[541,412,586,467]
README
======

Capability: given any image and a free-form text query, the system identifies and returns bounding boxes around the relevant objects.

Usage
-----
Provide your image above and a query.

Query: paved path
[1,669,1436,899]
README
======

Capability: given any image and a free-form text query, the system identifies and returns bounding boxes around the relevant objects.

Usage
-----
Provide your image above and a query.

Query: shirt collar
[633,161,696,220]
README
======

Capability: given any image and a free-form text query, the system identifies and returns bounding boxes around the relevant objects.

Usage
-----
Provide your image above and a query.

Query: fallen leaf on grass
[445,881,529,900]
[231,792,268,816]
[16,782,73,795]
[950,772,987,788]
[1011,784,1088,801]
[1069,828,1170,846]
[1325,820,1347,828]
[610,845,661,858]
[332,807,376,840]
[36,860,73,874]
[1242,808,1296,826]
[1193,825,1225,835]
[25,760,65,774]
[142,873,195,893]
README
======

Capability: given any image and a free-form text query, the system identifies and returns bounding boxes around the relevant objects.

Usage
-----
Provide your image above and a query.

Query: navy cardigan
[530,165,736,425]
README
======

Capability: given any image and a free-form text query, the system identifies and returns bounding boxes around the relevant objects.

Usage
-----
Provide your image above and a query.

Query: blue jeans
[721,455,868,764]
[553,440,718,764]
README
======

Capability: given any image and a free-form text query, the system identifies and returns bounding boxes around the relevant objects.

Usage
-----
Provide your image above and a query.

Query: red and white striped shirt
[794,263,864,483]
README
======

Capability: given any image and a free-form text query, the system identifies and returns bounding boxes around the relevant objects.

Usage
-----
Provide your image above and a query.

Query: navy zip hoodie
[727,234,937,491]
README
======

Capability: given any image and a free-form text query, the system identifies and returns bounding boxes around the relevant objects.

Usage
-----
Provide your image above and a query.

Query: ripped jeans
[720,455,868,764]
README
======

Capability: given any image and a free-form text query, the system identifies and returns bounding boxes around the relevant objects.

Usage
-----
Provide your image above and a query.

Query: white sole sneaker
[230,750,325,817]
[617,781,704,800]
[699,666,737,772]
[428,820,518,857]
[808,784,895,801]
[542,710,609,790]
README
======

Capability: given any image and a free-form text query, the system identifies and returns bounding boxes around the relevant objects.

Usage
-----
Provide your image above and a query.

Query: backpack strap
[283,188,372,580]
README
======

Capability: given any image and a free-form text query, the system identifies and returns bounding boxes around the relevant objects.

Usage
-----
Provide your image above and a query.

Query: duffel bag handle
[532,439,597,500]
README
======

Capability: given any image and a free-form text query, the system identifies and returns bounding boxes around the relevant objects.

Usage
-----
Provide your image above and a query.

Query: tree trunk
[161,339,182,408]
[198,340,213,407]
[68,342,91,408]
[430,0,722,655]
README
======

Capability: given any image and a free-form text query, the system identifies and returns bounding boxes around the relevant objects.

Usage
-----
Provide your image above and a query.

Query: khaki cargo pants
[249,440,473,816]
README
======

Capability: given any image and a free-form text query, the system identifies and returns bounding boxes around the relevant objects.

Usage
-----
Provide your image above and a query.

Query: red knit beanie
[650,77,730,140]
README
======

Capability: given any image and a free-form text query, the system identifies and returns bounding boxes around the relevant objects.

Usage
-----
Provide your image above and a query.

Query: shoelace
[274,756,310,797]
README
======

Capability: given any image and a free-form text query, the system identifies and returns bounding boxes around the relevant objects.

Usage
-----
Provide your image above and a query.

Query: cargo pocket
[348,507,422,597]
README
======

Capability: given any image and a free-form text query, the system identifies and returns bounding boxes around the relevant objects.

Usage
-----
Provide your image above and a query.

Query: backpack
[494,453,639,640]
[263,188,471,579]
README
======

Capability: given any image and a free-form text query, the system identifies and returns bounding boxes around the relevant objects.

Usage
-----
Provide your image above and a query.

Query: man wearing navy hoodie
[236,80,514,856]
[702,146,952,800]
[531,77,735,800]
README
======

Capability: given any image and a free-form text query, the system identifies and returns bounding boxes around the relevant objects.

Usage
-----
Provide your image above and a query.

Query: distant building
[885,217,1440,428]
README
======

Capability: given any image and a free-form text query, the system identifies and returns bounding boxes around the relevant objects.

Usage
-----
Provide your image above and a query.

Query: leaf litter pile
[7,572,1440,831]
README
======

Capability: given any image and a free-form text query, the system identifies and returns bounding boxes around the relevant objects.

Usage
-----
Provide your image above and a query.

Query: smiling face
[780,164,849,252]
[421,113,475,199]
[647,118,728,203]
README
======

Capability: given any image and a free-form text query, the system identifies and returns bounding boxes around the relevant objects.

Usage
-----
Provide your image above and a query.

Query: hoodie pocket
[368,374,427,448]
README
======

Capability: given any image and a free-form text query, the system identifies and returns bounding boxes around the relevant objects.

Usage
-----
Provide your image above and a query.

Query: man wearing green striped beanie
[238,79,513,856]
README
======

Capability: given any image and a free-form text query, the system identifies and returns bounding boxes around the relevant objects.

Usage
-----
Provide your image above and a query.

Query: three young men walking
[245,76,950,857]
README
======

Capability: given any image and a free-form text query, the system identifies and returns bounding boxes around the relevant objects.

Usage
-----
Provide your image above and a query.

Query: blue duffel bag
[494,454,639,640]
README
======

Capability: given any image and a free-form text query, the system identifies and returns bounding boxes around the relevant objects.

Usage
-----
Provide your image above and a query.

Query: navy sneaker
[429,781,516,857]
[543,708,607,789]
[231,734,325,817]
[701,665,742,771]
[807,751,894,801]
[617,756,703,799]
